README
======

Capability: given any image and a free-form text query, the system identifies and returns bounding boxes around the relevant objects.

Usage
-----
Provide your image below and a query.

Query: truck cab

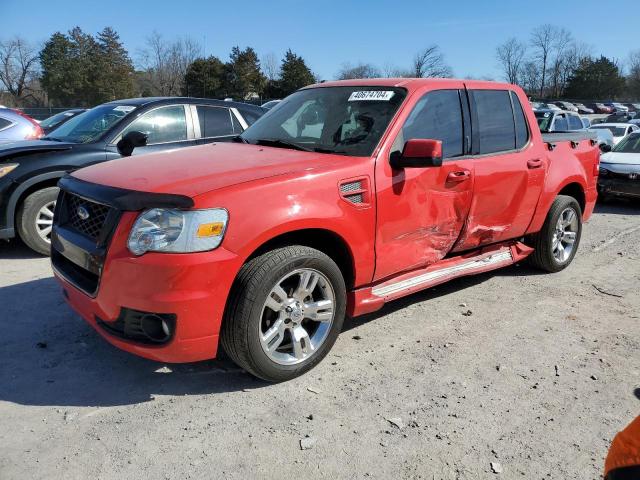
[51,79,599,382]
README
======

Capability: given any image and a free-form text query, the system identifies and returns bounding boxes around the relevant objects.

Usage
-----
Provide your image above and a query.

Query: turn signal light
[197,222,224,237]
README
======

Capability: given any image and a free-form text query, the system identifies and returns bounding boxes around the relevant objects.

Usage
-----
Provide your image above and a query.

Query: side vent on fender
[339,177,370,207]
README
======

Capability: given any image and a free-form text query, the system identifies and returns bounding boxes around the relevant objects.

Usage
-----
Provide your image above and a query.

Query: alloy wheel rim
[552,207,578,263]
[35,201,56,244]
[259,268,335,365]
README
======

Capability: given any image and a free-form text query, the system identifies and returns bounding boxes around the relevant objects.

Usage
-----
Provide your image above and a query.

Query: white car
[589,123,639,145]
[554,101,578,112]
[544,103,562,112]
[598,132,640,199]
[607,102,629,113]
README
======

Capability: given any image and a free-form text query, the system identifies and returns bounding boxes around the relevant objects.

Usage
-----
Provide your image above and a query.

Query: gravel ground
[0,199,639,480]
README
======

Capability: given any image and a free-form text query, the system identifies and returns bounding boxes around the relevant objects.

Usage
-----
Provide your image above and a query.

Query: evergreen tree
[224,47,266,100]
[563,56,626,100]
[183,56,225,97]
[278,49,315,96]
[95,27,135,102]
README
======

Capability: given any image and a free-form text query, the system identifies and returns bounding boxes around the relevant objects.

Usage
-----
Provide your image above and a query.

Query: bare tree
[496,37,527,85]
[138,32,201,96]
[530,24,557,97]
[261,52,280,81]
[548,28,573,97]
[412,46,452,78]
[627,49,640,98]
[557,41,592,97]
[0,36,39,103]
[336,62,381,80]
[521,61,541,96]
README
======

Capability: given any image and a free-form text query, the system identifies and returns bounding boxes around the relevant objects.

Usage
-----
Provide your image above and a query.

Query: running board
[347,241,533,317]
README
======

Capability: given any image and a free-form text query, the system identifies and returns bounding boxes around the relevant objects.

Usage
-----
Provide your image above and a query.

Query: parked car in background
[606,102,629,113]
[599,131,640,200]
[0,97,267,254]
[530,101,544,111]
[535,109,584,132]
[581,117,591,129]
[39,109,87,135]
[574,103,594,114]
[261,99,282,109]
[50,79,599,381]
[589,103,613,114]
[624,103,640,112]
[604,112,637,123]
[544,103,562,111]
[590,123,639,145]
[554,101,578,112]
[0,108,43,144]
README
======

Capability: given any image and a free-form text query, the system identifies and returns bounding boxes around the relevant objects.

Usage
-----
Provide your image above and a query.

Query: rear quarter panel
[526,139,598,234]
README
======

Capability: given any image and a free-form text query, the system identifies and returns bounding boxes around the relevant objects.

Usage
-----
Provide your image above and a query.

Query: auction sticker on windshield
[113,105,136,113]
[348,91,395,101]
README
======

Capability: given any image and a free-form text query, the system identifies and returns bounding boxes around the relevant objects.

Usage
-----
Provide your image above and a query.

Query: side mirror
[600,143,612,153]
[390,139,443,169]
[117,131,148,157]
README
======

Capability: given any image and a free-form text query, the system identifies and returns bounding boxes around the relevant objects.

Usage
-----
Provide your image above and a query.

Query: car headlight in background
[0,163,19,178]
[127,208,228,256]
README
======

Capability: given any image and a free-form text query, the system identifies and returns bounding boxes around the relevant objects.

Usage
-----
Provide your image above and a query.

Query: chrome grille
[63,193,111,241]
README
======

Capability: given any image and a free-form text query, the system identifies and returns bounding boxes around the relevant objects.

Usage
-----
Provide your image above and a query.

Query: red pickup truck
[51,79,599,381]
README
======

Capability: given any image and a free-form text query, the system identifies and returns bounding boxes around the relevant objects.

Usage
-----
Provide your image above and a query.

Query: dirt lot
[0,199,639,480]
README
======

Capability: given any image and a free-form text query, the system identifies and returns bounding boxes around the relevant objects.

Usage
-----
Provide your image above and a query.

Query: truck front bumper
[53,214,243,363]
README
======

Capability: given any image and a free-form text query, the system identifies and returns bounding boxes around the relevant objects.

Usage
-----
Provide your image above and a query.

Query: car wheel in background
[526,195,583,273]
[221,245,346,382]
[16,187,59,256]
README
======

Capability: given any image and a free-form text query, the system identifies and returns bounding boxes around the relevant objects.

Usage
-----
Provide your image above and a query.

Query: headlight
[0,163,19,178]
[127,208,228,256]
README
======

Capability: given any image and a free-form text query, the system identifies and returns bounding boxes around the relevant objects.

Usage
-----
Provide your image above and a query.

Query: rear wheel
[221,246,346,382]
[16,187,59,256]
[526,195,582,272]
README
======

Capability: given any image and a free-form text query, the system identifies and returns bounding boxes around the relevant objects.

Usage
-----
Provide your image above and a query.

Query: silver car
[0,108,42,144]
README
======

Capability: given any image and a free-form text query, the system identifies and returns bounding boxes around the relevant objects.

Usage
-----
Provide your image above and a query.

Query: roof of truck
[306,78,515,91]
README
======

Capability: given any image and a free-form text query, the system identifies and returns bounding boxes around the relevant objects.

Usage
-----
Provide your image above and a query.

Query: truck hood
[72,142,348,197]
[0,139,74,161]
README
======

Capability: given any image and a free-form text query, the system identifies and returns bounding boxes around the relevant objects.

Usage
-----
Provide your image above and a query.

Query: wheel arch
[244,228,356,290]
[557,181,586,214]
[6,171,66,230]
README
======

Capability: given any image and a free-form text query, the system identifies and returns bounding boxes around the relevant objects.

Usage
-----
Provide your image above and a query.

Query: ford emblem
[77,206,90,220]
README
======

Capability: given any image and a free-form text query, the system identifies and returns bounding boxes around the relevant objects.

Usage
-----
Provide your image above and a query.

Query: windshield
[591,125,627,137]
[40,111,77,129]
[46,104,137,143]
[240,86,407,156]
[535,111,553,132]
[612,133,640,152]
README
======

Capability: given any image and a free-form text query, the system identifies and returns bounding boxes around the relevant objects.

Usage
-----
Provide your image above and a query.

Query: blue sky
[1,0,636,80]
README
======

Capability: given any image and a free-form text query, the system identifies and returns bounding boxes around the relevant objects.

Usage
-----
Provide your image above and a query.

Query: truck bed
[541,131,598,143]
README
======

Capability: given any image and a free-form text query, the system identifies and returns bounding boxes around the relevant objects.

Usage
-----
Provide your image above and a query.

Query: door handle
[446,170,471,183]
[527,158,543,169]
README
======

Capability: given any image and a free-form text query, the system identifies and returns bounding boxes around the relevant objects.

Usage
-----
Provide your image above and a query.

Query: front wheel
[221,246,346,382]
[16,187,59,256]
[526,195,582,272]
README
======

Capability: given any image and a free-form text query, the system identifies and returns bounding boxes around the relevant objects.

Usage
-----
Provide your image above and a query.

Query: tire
[221,245,346,382]
[16,187,59,256]
[526,195,582,273]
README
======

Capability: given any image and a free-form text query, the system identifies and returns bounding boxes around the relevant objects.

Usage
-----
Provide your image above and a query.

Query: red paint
[55,78,599,363]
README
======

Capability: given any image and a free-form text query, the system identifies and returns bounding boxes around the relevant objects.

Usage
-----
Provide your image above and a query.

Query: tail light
[12,110,44,139]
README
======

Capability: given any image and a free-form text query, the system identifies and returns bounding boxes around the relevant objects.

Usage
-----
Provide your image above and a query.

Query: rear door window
[196,106,234,138]
[400,89,464,159]
[472,90,516,154]
[567,115,583,130]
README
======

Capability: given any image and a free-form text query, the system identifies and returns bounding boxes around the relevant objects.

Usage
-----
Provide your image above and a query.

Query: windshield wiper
[232,135,249,144]
[253,138,313,152]
[313,147,348,154]
[41,136,63,142]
